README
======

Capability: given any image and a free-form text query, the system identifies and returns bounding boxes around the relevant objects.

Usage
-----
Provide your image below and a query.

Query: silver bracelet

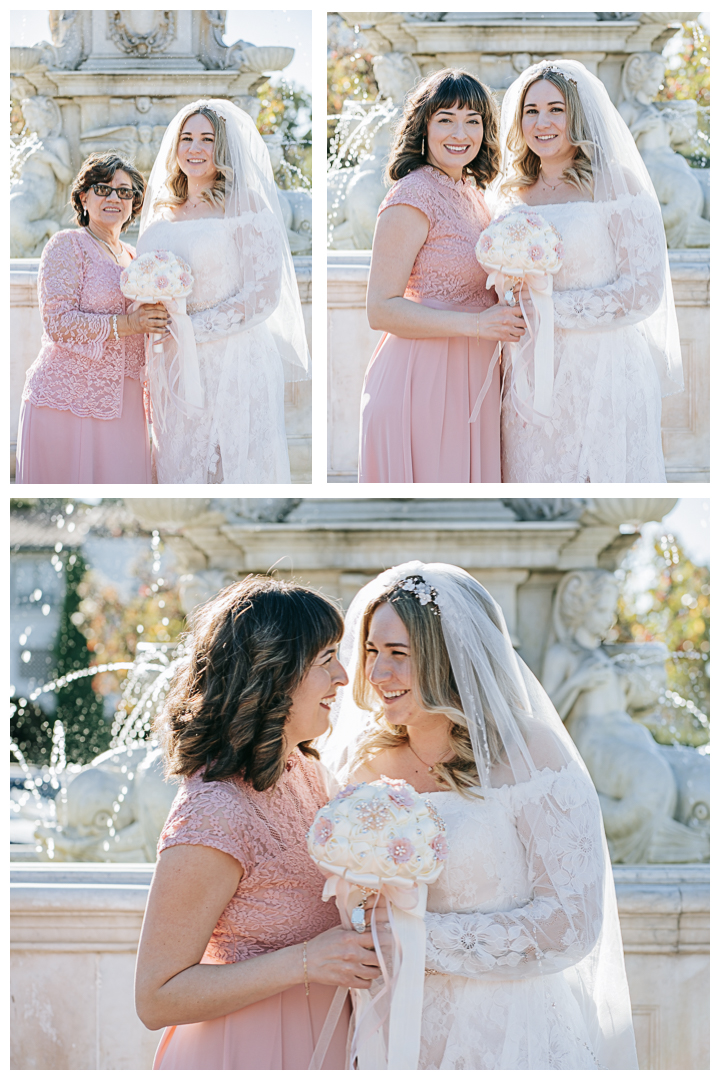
[112,314,119,342]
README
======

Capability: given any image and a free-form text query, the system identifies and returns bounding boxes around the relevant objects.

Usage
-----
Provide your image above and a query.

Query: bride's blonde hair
[157,105,233,211]
[501,68,595,196]
[351,579,504,796]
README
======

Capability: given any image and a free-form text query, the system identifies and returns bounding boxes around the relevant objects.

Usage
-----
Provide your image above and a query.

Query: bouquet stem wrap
[130,296,204,434]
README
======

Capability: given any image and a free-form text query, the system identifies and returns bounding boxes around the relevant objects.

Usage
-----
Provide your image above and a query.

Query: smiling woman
[358,69,526,483]
[133,575,382,1070]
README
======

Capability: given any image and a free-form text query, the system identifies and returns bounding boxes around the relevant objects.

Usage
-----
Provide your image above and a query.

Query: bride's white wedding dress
[136,212,290,484]
[501,192,666,483]
[420,759,605,1070]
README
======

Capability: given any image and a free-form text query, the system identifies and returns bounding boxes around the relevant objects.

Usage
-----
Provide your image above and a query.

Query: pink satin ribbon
[130,295,204,434]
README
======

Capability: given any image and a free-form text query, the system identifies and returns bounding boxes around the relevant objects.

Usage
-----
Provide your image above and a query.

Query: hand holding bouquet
[475,207,565,421]
[307,777,448,1069]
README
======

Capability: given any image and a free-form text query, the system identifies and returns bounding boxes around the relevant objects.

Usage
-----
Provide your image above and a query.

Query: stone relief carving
[542,569,709,863]
[619,51,709,248]
[107,10,177,57]
[264,134,312,255]
[10,96,73,257]
[80,122,167,179]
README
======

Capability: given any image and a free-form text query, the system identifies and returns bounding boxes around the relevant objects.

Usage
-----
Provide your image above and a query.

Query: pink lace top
[22,230,146,420]
[379,165,496,311]
[157,752,340,964]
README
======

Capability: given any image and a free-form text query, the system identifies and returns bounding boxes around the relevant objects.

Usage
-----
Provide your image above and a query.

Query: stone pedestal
[327,250,709,483]
[9,257,312,484]
[10,861,708,1070]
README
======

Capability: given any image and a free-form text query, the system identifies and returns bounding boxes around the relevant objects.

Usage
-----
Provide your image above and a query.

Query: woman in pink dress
[136,577,385,1070]
[16,152,168,484]
[359,70,526,483]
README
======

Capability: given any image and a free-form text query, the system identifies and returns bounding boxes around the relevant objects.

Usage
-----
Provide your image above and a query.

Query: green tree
[614,532,709,747]
[51,549,112,764]
[257,79,312,188]
[327,14,378,154]
[661,20,710,167]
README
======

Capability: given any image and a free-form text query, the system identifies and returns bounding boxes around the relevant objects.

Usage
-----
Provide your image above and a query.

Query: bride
[496,60,683,483]
[322,562,638,1070]
[137,99,308,484]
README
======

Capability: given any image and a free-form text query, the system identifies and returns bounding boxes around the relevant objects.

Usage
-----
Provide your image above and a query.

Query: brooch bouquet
[120,250,202,428]
[307,777,448,1069]
[473,207,564,423]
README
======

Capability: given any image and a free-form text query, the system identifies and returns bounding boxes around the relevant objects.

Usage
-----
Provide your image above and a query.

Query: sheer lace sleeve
[425,763,605,980]
[38,232,112,359]
[189,209,283,344]
[157,776,253,873]
[552,192,665,331]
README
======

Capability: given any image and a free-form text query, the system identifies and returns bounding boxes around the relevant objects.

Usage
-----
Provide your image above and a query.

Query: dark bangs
[386,67,500,188]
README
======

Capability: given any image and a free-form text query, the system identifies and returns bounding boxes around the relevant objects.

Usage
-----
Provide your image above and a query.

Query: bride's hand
[476,305,526,343]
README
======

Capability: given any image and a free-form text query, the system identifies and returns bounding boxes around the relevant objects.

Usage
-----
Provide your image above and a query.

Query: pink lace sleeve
[158,777,254,872]
[38,232,112,360]
[379,172,438,227]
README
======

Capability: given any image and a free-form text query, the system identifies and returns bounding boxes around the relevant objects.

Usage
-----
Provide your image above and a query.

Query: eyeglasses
[90,183,135,200]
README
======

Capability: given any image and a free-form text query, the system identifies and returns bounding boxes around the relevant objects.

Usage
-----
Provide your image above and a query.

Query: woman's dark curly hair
[155,576,344,792]
[386,68,500,188]
[71,152,145,232]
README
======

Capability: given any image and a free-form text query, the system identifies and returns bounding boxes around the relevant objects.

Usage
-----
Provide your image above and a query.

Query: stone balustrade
[9,256,312,483]
[327,250,709,483]
[10,861,708,1070]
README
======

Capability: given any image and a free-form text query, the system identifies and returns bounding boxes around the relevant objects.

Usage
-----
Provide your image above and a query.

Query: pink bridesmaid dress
[153,752,350,1070]
[16,230,151,484]
[359,165,501,483]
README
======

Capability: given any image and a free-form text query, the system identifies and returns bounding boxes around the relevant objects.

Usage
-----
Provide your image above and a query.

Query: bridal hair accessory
[306,778,448,1069]
[120,250,203,430]
[472,207,565,424]
[397,575,440,613]
[541,64,578,86]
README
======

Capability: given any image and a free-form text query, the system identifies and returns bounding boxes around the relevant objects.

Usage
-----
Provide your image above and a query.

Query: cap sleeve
[379,170,437,227]
[157,775,254,873]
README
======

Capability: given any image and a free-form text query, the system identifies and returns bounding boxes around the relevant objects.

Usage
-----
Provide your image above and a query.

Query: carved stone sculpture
[264,133,312,255]
[34,743,177,862]
[328,52,421,250]
[619,51,709,248]
[79,122,167,180]
[542,569,709,863]
[108,10,177,57]
[10,96,73,257]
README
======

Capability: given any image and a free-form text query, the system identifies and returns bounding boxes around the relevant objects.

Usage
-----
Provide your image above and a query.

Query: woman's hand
[305,923,391,990]
[476,305,526,343]
[121,303,169,336]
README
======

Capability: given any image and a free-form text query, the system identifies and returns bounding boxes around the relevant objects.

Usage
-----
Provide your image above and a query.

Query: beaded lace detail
[379,166,496,310]
[157,753,340,963]
[22,230,146,420]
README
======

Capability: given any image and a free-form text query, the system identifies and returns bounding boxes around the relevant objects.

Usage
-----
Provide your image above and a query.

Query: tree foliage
[613,532,709,747]
[257,78,312,188]
[327,14,378,152]
[661,20,710,167]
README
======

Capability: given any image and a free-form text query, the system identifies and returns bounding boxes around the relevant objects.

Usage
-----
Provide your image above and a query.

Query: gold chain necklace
[539,169,562,191]
[85,227,123,264]
[406,739,450,774]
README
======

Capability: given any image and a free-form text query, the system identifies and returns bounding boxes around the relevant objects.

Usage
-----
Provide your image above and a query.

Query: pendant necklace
[540,169,561,191]
[85,227,123,264]
[406,739,450,774]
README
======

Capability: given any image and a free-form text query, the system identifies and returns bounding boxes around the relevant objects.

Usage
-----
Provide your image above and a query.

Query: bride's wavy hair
[351,578,504,796]
[501,68,595,196]
[386,68,500,189]
[159,105,233,211]
[156,576,343,792]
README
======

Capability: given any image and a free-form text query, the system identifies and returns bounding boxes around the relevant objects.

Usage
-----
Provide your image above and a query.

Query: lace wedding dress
[501,193,667,483]
[136,212,290,484]
[421,760,606,1070]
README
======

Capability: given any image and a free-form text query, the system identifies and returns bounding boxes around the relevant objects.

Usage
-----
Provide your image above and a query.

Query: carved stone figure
[79,122,167,179]
[10,97,73,257]
[34,743,177,862]
[619,51,709,248]
[328,52,421,249]
[542,569,709,863]
[264,133,312,255]
[107,10,177,57]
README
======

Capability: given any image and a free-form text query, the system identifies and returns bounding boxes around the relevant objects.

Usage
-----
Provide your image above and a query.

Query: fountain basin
[10,861,709,1069]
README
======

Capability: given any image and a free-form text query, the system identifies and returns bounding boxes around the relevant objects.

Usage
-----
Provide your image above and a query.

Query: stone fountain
[10,497,709,1068]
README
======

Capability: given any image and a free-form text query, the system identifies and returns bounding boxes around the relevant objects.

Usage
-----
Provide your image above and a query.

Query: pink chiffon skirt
[16,377,152,484]
[358,301,501,483]
[153,982,351,1070]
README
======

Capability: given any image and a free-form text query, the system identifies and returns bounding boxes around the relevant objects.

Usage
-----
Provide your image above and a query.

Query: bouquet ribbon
[307,869,429,1070]
[470,267,556,426]
[130,295,204,433]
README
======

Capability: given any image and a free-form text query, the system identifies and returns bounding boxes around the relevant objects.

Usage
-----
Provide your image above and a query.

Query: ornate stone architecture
[328,11,708,249]
[10,10,297,252]
[9,96,73,258]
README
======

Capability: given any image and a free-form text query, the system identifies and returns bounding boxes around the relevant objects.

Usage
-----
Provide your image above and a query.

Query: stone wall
[327,251,709,482]
[10,257,312,483]
[10,862,708,1070]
